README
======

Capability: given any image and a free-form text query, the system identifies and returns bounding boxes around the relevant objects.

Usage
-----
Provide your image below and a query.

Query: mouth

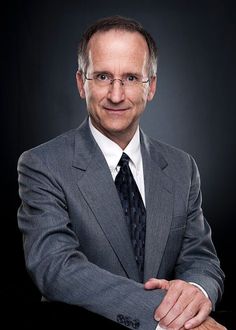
[103,106,130,112]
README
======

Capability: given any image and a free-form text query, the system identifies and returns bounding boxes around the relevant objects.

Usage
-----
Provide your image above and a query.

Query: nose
[107,79,125,103]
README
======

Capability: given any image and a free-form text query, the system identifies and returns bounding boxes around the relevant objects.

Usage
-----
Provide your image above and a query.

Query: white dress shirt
[89,118,207,330]
[89,118,145,204]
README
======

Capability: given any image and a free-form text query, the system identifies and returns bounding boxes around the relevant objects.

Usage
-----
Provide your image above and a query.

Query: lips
[103,106,130,112]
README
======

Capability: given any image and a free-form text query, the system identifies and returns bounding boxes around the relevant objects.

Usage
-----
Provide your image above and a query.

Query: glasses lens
[87,73,149,87]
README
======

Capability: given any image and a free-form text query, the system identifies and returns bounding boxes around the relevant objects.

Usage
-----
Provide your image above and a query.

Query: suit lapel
[141,132,174,282]
[72,119,140,281]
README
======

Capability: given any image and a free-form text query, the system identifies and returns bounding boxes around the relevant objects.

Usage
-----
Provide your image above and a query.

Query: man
[17,16,225,330]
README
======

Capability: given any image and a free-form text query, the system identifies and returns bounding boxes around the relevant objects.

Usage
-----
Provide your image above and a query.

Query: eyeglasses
[84,72,149,87]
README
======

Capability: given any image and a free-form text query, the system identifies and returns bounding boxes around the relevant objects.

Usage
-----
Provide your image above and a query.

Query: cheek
[85,86,102,106]
[131,88,149,106]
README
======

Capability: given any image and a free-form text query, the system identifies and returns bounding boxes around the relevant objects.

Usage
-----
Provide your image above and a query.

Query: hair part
[77,15,158,77]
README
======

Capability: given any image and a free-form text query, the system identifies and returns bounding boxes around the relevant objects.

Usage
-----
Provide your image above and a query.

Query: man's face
[77,30,156,145]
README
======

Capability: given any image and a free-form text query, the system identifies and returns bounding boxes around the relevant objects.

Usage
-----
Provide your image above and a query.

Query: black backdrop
[1,0,235,319]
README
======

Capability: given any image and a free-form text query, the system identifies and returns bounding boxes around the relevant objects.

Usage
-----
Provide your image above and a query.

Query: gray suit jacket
[17,118,224,330]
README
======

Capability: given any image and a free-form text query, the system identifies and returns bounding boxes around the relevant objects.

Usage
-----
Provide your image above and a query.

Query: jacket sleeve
[17,149,165,330]
[174,155,225,309]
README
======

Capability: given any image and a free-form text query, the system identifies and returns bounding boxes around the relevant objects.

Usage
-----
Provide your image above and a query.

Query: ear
[76,71,86,99]
[147,76,157,101]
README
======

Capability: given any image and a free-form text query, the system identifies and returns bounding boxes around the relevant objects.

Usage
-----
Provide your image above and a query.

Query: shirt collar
[89,117,141,172]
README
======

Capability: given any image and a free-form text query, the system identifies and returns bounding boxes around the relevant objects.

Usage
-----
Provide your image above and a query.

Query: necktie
[115,152,146,280]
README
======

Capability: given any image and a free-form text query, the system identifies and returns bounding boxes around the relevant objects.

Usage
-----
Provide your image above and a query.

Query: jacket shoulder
[146,134,192,164]
[18,127,79,166]
[144,135,198,184]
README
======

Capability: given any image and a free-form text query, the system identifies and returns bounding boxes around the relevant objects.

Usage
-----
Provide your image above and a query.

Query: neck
[106,131,135,150]
[90,118,139,150]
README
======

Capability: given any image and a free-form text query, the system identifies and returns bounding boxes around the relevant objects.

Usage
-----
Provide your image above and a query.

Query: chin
[106,126,128,135]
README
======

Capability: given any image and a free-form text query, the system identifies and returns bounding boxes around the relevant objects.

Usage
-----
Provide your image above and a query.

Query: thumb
[144,278,170,290]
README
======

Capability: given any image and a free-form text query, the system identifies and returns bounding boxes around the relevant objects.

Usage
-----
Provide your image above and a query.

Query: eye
[126,75,138,82]
[96,73,110,81]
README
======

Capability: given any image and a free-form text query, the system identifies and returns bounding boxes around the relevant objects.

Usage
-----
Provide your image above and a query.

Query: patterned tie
[115,152,146,280]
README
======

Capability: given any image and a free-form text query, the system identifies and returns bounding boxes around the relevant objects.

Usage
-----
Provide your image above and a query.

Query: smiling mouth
[103,107,129,112]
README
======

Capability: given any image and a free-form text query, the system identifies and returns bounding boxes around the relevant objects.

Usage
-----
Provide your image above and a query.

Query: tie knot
[118,152,130,167]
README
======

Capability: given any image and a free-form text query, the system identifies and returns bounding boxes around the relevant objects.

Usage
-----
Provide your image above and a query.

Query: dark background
[1,0,235,325]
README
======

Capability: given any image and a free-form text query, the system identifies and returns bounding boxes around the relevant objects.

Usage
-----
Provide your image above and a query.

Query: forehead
[87,30,149,73]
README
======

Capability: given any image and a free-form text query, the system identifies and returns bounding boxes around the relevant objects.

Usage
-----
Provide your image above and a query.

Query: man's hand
[190,316,226,330]
[144,278,212,330]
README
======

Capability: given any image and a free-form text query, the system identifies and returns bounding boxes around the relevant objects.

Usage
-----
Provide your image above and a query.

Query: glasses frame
[83,73,150,87]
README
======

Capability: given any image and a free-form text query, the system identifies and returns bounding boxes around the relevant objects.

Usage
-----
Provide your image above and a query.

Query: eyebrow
[92,70,143,77]
[92,70,111,75]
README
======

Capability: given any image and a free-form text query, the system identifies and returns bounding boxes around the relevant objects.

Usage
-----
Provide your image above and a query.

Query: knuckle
[172,304,183,315]
[190,285,200,295]
[164,297,173,308]
[175,280,184,289]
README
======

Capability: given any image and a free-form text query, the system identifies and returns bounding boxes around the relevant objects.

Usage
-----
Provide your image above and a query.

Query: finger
[144,278,170,290]
[158,293,190,327]
[157,283,202,327]
[184,301,212,329]
[162,296,211,330]
[155,285,181,321]
[144,277,158,288]
[160,299,199,329]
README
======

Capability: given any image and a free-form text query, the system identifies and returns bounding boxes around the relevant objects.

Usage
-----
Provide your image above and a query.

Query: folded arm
[144,156,224,330]
[17,149,165,330]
